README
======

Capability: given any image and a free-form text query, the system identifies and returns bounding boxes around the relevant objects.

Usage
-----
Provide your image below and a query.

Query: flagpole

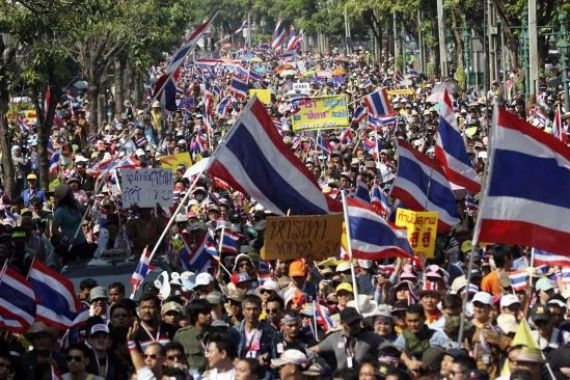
[312,300,320,342]
[340,190,360,313]
[216,226,233,277]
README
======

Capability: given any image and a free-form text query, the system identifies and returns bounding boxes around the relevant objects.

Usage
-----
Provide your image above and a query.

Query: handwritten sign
[395,209,438,258]
[119,168,174,209]
[261,214,343,260]
[292,95,350,131]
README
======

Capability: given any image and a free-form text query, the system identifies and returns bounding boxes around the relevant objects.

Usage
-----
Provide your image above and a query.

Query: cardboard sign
[249,89,272,105]
[395,209,438,258]
[292,95,350,131]
[261,214,343,260]
[292,82,310,94]
[161,152,193,173]
[119,168,174,209]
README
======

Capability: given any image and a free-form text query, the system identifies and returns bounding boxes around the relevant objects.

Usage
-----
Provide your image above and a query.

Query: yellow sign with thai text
[249,89,272,105]
[292,95,350,131]
[395,209,438,258]
[387,89,415,96]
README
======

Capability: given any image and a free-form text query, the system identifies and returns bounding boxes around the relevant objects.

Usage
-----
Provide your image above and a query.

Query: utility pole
[393,12,399,67]
[437,0,448,78]
[559,13,570,112]
[528,0,538,98]
[418,10,424,73]
[463,18,471,88]
[344,4,351,55]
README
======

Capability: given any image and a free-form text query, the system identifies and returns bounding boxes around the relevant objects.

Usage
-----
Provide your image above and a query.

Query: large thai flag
[346,198,415,261]
[230,77,249,98]
[221,230,240,254]
[352,106,367,125]
[391,139,461,231]
[532,248,570,267]
[363,88,394,116]
[129,246,155,298]
[0,266,36,333]
[352,180,371,203]
[272,17,287,50]
[286,28,297,51]
[216,95,232,116]
[208,97,341,215]
[28,260,81,329]
[434,90,481,193]
[552,104,569,143]
[153,74,177,112]
[476,106,570,255]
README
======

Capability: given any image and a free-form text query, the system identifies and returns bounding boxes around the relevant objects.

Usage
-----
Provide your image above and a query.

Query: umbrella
[332,67,346,77]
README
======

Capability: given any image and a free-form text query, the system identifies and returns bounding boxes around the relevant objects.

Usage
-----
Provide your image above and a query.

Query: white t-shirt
[203,368,236,380]
[137,367,156,380]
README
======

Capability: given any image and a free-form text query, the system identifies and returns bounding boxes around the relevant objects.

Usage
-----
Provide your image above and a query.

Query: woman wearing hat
[51,184,94,262]
[67,175,89,207]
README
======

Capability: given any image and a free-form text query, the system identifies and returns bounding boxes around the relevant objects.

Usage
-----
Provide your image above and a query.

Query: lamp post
[463,18,471,88]
[559,13,570,112]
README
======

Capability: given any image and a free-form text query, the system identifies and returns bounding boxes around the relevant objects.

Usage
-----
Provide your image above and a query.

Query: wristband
[128,341,137,351]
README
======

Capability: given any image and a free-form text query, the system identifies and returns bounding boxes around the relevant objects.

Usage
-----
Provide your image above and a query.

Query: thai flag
[216,95,232,116]
[346,198,415,261]
[234,20,247,34]
[166,15,216,74]
[292,30,303,50]
[213,84,222,98]
[316,132,332,157]
[28,260,81,329]
[368,114,398,128]
[464,195,478,213]
[272,17,286,50]
[257,272,275,286]
[508,271,529,291]
[286,27,297,51]
[87,133,97,144]
[362,138,381,159]
[561,268,570,286]
[314,301,336,332]
[135,135,148,148]
[180,231,218,272]
[208,97,341,215]
[16,116,31,134]
[391,139,461,231]
[221,230,240,254]
[352,106,368,125]
[363,88,395,116]
[532,248,570,267]
[249,69,263,82]
[371,181,391,217]
[394,70,405,83]
[48,152,60,177]
[0,266,36,334]
[129,247,154,298]
[552,104,569,143]
[154,74,177,112]
[434,90,481,193]
[476,106,570,256]
[339,128,354,144]
[191,133,208,155]
[353,180,371,203]
[230,77,249,98]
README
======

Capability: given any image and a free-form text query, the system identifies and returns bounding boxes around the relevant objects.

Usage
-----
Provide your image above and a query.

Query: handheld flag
[129,246,155,298]
[0,266,36,333]
[272,17,287,50]
[363,89,394,116]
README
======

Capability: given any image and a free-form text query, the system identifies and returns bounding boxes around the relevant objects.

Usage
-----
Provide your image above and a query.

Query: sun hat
[271,349,309,367]
[89,286,107,302]
[195,273,214,287]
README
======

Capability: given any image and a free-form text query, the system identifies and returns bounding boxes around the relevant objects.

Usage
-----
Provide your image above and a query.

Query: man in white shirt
[203,333,236,380]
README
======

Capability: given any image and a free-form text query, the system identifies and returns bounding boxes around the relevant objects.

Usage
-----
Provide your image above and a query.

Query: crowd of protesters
[0,44,569,380]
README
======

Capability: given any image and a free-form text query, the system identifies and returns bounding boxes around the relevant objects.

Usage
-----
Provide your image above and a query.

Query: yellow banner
[395,209,438,258]
[249,89,272,105]
[387,89,414,96]
[292,95,350,131]
[160,152,193,173]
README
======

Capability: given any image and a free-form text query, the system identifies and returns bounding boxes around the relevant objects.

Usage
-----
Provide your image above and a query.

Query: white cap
[135,148,146,157]
[90,323,110,335]
[336,261,351,273]
[260,280,280,293]
[472,291,492,306]
[195,272,214,286]
[357,259,373,269]
[270,349,308,367]
[500,294,521,308]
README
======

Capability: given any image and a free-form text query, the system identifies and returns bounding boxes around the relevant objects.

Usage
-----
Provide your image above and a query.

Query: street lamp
[559,13,570,112]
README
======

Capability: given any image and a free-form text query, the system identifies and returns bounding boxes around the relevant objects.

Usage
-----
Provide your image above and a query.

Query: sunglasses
[144,354,159,359]
[266,308,280,314]
[167,354,184,361]
[67,355,82,362]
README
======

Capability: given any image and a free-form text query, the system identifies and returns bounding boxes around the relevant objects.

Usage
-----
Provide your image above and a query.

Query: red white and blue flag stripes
[272,17,287,50]
[352,106,368,125]
[208,97,341,215]
[221,230,240,254]
[352,180,371,203]
[476,106,570,255]
[346,198,415,261]
[363,88,394,116]
[532,248,570,267]
[48,152,61,177]
[216,95,232,116]
[179,231,218,272]
[391,139,460,231]
[16,116,32,134]
[371,181,391,217]
[434,90,481,193]
[286,27,297,51]
[129,246,155,298]
[368,114,398,129]
[230,77,249,98]
[0,266,36,333]
[552,104,568,143]
[316,132,332,157]
[28,260,81,329]
[314,301,336,332]
[154,74,177,112]
[508,270,529,292]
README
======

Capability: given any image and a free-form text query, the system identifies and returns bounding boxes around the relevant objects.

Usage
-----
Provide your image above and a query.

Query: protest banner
[248,89,272,105]
[387,89,415,96]
[395,208,438,258]
[292,82,311,94]
[160,152,193,173]
[119,168,174,209]
[261,214,343,260]
[292,95,350,131]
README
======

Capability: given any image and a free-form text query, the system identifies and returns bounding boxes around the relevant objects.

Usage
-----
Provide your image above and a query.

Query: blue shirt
[22,188,47,208]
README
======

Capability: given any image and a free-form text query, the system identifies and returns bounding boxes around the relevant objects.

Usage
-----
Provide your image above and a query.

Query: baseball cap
[89,286,107,302]
[531,305,551,323]
[161,301,183,315]
[472,291,492,306]
[26,173,37,180]
[336,282,353,294]
[335,261,351,273]
[271,349,309,367]
[195,273,214,287]
[206,291,224,305]
[260,280,280,293]
[340,307,361,324]
[90,323,110,335]
[500,294,521,308]
[288,260,307,277]
[536,278,555,292]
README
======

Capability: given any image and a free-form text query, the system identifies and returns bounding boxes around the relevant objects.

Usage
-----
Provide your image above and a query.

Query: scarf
[403,325,435,359]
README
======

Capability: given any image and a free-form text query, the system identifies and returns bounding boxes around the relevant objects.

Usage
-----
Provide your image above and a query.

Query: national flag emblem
[362,88,395,116]
[179,231,218,272]
[272,17,286,50]
[508,270,529,292]
[370,181,391,217]
[16,116,31,134]
[167,15,217,74]
[221,230,240,254]
[352,180,371,203]
[49,152,61,177]
[434,90,481,193]
[216,95,232,116]
[135,135,148,148]
[230,77,249,98]
[286,27,297,51]
[368,114,398,128]
[532,248,570,267]
[314,301,336,332]
[0,266,36,333]
[129,246,155,298]
[316,132,332,157]
[352,106,368,125]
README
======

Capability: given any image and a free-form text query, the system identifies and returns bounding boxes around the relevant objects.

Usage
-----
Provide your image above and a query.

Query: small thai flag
[48,152,61,177]
[249,70,263,82]
[352,106,368,125]
[216,95,232,116]
[394,70,405,83]
[221,230,240,254]
[16,116,31,134]
[339,128,354,144]
[314,301,336,332]
[135,135,148,148]
[230,77,249,98]
[363,88,395,116]
[371,181,391,218]
[257,272,275,286]
[316,132,332,157]
[508,271,529,292]
[180,231,218,272]
[129,247,155,298]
